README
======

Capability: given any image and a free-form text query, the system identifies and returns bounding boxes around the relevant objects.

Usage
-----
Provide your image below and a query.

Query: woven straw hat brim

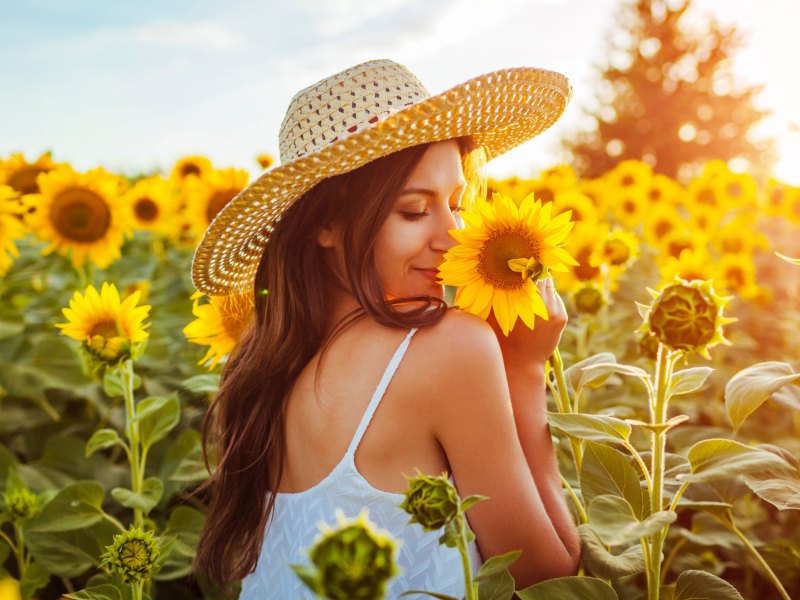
[191,66,572,296]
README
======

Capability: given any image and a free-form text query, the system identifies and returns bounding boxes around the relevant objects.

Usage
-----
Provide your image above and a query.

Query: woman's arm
[505,363,581,563]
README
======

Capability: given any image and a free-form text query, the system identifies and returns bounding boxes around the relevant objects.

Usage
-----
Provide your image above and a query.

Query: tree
[565,0,775,181]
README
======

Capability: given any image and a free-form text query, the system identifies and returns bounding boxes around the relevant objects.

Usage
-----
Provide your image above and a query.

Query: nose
[431,210,459,253]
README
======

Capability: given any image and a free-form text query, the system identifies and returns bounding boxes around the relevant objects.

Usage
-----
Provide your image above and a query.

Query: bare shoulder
[412,308,503,372]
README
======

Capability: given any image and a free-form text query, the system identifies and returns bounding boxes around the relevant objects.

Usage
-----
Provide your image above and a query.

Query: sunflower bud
[291,509,398,600]
[86,334,131,364]
[637,277,736,359]
[572,282,606,315]
[399,470,460,531]
[100,526,161,584]
[4,487,40,521]
[638,331,660,360]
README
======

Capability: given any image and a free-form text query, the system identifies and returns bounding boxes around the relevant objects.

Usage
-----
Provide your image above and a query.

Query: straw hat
[191,58,572,296]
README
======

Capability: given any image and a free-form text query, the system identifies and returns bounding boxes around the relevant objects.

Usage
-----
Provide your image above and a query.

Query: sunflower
[657,229,708,262]
[181,168,249,241]
[595,228,639,270]
[643,204,686,247]
[0,185,27,276]
[609,186,648,229]
[552,188,599,224]
[710,216,768,256]
[487,176,537,207]
[55,282,151,365]
[256,153,275,169]
[170,155,213,185]
[183,290,255,369]
[658,248,715,284]
[714,253,760,300]
[782,187,800,225]
[437,192,577,336]
[0,151,61,195]
[24,166,132,269]
[604,159,653,191]
[558,220,606,292]
[758,178,792,217]
[124,176,181,236]
[644,173,682,205]
[577,178,609,212]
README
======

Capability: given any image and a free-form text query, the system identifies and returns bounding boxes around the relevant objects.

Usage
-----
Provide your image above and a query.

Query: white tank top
[239,327,484,598]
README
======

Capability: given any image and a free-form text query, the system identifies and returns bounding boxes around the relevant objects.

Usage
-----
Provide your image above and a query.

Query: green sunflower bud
[85,334,132,365]
[100,526,160,584]
[4,487,40,521]
[292,509,398,600]
[637,277,736,359]
[399,469,460,531]
[572,282,606,315]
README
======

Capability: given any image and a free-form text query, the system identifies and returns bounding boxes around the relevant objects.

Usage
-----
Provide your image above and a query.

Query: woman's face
[373,139,466,300]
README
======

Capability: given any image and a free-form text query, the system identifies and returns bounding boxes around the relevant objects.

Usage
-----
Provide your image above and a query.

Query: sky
[1,0,798,184]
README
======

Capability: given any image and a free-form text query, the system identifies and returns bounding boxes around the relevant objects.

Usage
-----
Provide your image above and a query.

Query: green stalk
[13,522,26,580]
[122,359,144,528]
[551,349,583,474]
[560,474,588,524]
[132,580,143,600]
[730,523,791,600]
[456,516,478,600]
[647,344,673,600]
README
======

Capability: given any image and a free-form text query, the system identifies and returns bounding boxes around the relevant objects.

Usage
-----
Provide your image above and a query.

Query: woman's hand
[485,278,568,370]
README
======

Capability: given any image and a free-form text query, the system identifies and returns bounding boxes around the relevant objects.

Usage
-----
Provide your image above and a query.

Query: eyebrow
[400,181,467,197]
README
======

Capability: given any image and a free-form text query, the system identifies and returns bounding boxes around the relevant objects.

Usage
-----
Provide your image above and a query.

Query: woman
[190,59,581,598]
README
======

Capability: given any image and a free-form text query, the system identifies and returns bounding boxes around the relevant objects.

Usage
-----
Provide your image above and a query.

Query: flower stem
[132,580,143,600]
[560,474,587,524]
[13,522,26,581]
[647,344,673,600]
[122,359,144,528]
[456,516,478,600]
[731,523,791,600]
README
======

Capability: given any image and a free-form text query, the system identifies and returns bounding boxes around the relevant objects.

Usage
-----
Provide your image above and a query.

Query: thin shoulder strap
[345,328,418,458]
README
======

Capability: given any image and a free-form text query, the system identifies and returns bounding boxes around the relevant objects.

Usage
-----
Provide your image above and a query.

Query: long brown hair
[191,136,487,596]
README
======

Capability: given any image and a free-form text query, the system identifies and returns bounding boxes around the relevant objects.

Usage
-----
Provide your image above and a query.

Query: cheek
[373,220,420,279]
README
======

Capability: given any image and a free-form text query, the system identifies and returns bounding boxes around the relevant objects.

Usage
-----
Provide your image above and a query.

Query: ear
[317,223,341,249]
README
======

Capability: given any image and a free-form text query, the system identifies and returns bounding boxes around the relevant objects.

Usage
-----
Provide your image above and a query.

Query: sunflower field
[0,150,799,600]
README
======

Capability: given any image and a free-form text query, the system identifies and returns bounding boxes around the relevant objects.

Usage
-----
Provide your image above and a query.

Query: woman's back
[239,315,484,598]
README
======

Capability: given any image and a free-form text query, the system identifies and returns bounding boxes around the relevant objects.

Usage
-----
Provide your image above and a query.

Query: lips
[414,268,441,281]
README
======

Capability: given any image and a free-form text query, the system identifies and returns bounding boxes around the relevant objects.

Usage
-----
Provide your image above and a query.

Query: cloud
[126,19,244,51]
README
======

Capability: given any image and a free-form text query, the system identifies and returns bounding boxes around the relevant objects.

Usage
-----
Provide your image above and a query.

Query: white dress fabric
[239,327,484,599]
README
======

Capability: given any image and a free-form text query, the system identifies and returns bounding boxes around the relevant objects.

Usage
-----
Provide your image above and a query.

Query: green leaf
[741,476,800,511]
[587,495,676,546]
[85,429,124,457]
[580,361,649,380]
[63,584,123,600]
[180,373,220,394]
[138,395,181,451]
[26,519,119,578]
[477,569,515,600]
[20,561,50,600]
[677,513,741,550]
[110,477,164,514]
[155,506,205,580]
[399,592,458,600]
[675,501,735,527]
[28,481,105,532]
[669,367,713,396]
[673,569,743,600]
[516,576,618,599]
[461,494,489,512]
[475,550,522,582]
[546,412,631,445]
[565,352,617,393]
[578,524,645,579]
[725,362,800,433]
[679,438,795,483]
[102,367,125,398]
[580,441,645,519]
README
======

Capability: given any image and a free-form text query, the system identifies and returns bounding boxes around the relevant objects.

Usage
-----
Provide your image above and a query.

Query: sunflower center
[725,266,746,288]
[534,186,554,203]
[90,320,118,338]
[648,188,662,201]
[180,163,202,178]
[477,228,540,290]
[654,220,674,239]
[134,198,159,222]
[574,246,600,281]
[120,539,150,570]
[697,188,716,205]
[206,189,238,223]
[721,237,743,253]
[620,175,635,187]
[51,187,112,242]
[8,166,48,195]
[604,239,630,265]
[622,199,637,214]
